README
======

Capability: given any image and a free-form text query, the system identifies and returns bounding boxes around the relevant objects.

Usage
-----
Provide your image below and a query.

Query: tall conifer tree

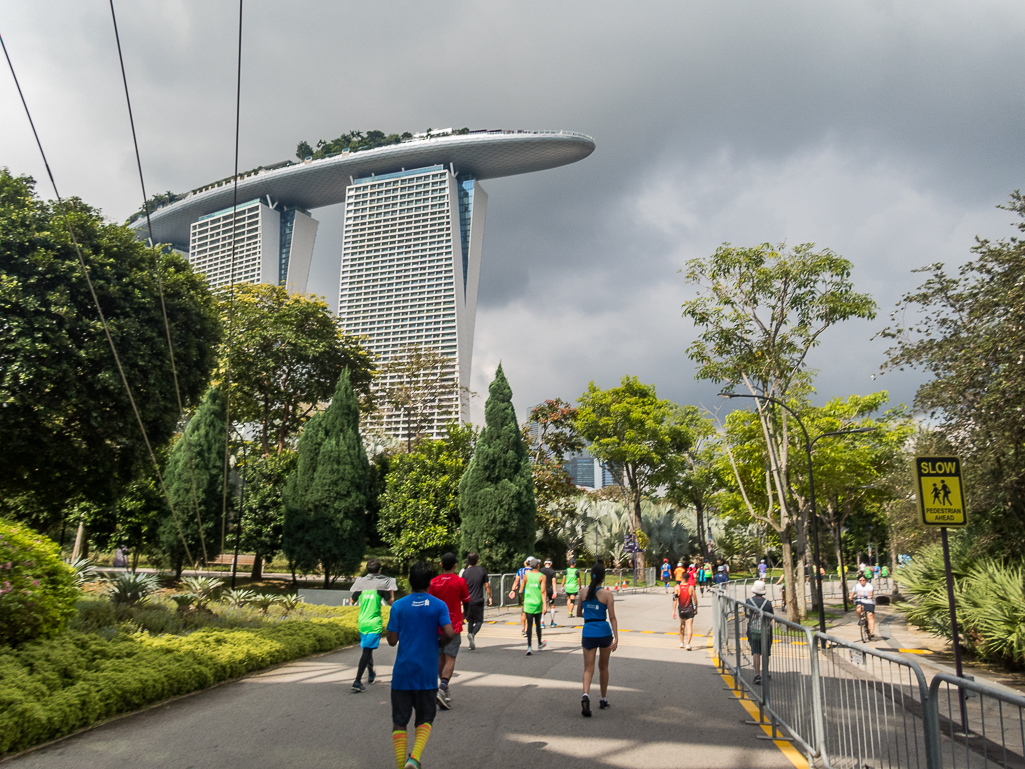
[459,364,536,571]
[283,370,369,586]
[159,386,228,577]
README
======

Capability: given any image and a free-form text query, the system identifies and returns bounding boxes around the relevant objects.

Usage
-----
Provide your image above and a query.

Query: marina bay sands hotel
[138,129,595,436]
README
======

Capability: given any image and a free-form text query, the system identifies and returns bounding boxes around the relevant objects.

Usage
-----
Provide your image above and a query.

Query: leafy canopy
[219,283,373,457]
[880,192,1025,554]
[0,169,221,519]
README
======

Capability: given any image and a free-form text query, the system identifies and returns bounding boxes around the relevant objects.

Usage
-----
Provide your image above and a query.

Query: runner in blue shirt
[387,561,454,769]
[660,559,672,593]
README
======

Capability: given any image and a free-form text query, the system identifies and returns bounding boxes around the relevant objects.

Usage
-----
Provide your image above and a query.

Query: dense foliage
[0,519,79,646]
[459,365,536,572]
[239,449,297,579]
[159,387,229,576]
[283,371,369,585]
[0,169,221,522]
[378,424,475,562]
[881,192,1025,559]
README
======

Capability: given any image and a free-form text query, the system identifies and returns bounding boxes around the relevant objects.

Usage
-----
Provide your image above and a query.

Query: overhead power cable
[1,30,195,565]
[221,0,245,554]
[107,0,209,565]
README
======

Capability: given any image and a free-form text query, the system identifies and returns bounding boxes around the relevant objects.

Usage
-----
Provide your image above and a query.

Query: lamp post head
[718,391,736,399]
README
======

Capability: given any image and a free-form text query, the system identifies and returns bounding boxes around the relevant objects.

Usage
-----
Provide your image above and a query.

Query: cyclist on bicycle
[850,573,876,640]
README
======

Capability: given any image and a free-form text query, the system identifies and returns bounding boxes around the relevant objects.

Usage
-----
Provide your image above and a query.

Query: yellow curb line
[709,651,808,769]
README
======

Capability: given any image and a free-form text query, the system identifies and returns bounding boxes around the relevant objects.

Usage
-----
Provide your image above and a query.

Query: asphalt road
[4,589,796,769]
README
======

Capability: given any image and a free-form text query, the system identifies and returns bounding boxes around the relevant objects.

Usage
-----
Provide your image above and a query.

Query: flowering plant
[0,518,79,646]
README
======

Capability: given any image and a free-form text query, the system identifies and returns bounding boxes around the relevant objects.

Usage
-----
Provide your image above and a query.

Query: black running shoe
[351,681,366,693]
[599,699,610,710]
[368,668,376,684]
[581,695,592,717]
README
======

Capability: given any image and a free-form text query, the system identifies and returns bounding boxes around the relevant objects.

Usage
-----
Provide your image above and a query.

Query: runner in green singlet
[563,559,581,615]
[522,557,548,656]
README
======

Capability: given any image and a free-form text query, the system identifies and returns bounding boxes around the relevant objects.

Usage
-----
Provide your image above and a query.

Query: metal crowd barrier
[485,566,657,610]
[711,589,1025,769]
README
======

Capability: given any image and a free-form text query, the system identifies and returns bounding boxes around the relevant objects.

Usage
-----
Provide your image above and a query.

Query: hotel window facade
[188,199,317,292]
[338,164,488,439]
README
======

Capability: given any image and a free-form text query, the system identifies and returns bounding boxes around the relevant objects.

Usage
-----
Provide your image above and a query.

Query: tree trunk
[795,510,809,620]
[324,570,331,589]
[781,540,798,622]
[251,552,264,581]
[131,549,140,573]
[695,502,706,561]
[71,521,88,562]
[833,522,847,604]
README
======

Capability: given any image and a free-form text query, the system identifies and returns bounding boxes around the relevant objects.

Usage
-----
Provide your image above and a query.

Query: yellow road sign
[914,456,968,527]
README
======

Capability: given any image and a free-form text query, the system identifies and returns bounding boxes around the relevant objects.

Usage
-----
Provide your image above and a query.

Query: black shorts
[465,602,484,625]
[678,606,696,620]
[857,602,875,614]
[582,635,613,650]
[391,688,437,729]
[566,592,578,600]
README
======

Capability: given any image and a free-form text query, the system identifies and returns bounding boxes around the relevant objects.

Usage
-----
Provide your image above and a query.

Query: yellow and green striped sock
[392,730,407,769]
[411,723,432,761]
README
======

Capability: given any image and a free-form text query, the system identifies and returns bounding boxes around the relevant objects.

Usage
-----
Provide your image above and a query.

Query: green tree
[880,192,1025,559]
[220,283,374,457]
[0,169,221,522]
[378,423,476,562]
[239,448,297,579]
[459,364,536,572]
[682,242,876,620]
[576,377,693,546]
[665,407,721,561]
[526,399,585,560]
[282,371,369,587]
[376,344,465,451]
[159,387,230,577]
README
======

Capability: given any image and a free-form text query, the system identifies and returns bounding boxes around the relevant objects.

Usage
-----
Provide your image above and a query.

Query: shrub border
[0,615,362,759]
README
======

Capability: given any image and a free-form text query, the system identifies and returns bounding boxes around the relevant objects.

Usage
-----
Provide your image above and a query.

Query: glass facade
[457,175,474,294]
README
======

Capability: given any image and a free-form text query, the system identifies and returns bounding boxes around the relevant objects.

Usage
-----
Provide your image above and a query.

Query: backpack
[746,596,770,638]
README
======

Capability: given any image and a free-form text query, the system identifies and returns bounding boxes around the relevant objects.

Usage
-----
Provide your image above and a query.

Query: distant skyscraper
[139,130,594,438]
[187,198,317,292]
[338,165,486,433]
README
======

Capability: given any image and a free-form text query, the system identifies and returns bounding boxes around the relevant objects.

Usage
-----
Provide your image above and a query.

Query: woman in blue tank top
[575,560,618,717]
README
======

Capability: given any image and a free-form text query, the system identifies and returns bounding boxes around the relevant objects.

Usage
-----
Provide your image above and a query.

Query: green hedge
[0,608,361,756]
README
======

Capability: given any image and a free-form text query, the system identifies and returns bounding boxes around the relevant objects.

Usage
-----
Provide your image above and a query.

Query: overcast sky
[2,1,1023,425]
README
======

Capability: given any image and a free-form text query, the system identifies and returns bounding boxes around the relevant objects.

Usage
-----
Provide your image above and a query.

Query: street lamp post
[230,428,248,590]
[719,391,876,637]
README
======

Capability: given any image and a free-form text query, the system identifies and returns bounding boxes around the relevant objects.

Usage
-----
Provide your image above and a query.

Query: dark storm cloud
[2,0,1022,423]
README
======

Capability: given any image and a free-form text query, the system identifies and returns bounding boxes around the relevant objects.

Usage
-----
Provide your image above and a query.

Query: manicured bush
[0,605,362,755]
[0,519,79,646]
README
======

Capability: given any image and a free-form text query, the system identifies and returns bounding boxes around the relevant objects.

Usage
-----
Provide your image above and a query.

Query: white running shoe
[468,632,475,650]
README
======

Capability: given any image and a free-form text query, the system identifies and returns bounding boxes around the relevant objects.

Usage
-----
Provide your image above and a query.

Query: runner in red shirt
[428,552,470,710]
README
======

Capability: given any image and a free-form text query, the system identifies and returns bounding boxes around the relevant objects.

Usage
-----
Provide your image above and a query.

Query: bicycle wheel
[859,617,870,644]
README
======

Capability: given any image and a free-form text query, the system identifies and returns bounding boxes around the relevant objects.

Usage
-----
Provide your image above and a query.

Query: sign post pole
[914,455,970,735]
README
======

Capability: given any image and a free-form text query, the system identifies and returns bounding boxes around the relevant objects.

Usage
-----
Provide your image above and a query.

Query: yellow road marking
[898,649,930,654]
[710,654,808,769]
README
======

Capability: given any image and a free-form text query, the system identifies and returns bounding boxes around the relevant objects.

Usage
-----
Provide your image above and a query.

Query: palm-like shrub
[222,588,256,608]
[897,538,1025,669]
[180,576,222,610]
[280,593,304,614]
[104,572,160,606]
[251,593,281,615]
[642,502,691,565]
[64,557,99,586]
[168,593,197,613]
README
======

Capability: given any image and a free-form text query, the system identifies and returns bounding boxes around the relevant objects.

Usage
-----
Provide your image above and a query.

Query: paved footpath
[4,589,799,769]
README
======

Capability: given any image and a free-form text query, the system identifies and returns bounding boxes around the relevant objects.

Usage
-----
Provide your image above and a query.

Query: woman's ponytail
[586,560,606,602]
